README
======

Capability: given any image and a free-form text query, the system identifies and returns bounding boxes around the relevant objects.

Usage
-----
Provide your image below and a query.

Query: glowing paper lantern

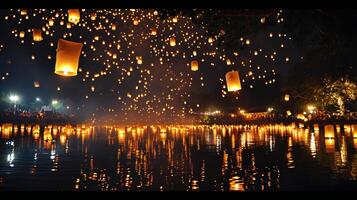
[34,81,40,88]
[150,27,157,36]
[225,70,242,92]
[324,125,335,139]
[68,9,80,24]
[90,13,96,20]
[111,23,116,31]
[284,94,290,101]
[48,19,54,26]
[19,31,25,38]
[136,56,143,65]
[191,60,199,71]
[20,9,27,16]
[169,37,176,46]
[54,39,83,77]
[133,19,139,25]
[32,29,43,41]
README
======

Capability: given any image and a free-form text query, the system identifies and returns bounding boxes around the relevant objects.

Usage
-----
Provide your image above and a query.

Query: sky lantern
[90,13,96,20]
[20,9,27,16]
[136,56,143,65]
[208,37,214,43]
[111,23,116,31]
[34,81,40,88]
[151,27,157,36]
[133,19,139,25]
[284,94,290,101]
[68,9,80,24]
[54,39,83,77]
[169,37,176,46]
[32,29,43,41]
[48,19,54,26]
[225,70,242,92]
[19,31,25,38]
[191,60,199,71]
[324,125,335,139]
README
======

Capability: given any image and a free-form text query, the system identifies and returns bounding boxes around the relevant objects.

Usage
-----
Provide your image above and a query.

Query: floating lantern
[20,9,27,16]
[284,94,290,101]
[32,29,43,41]
[19,31,25,38]
[225,70,242,92]
[54,39,83,77]
[48,19,54,26]
[169,37,176,46]
[324,125,335,139]
[34,81,40,88]
[286,110,292,116]
[208,37,214,43]
[111,23,116,31]
[133,19,139,25]
[90,13,96,20]
[226,59,231,65]
[191,60,199,71]
[68,9,80,24]
[150,27,157,36]
[136,56,143,65]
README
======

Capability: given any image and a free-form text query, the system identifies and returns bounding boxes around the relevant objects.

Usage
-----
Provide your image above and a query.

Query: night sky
[0,9,301,123]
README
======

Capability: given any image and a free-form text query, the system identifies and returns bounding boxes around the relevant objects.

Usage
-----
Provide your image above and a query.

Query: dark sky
[0,9,301,123]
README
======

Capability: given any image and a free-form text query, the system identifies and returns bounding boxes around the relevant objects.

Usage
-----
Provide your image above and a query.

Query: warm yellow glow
[55,39,83,77]
[169,37,176,46]
[150,27,157,36]
[225,71,241,92]
[191,60,199,71]
[284,94,290,101]
[32,29,43,41]
[19,31,25,38]
[68,9,80,24]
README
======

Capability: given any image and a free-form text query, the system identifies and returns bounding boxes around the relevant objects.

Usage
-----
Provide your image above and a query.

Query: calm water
[1,124,357,191]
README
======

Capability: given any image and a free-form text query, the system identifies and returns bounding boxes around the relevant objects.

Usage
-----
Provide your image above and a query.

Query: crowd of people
[0,109,76,124]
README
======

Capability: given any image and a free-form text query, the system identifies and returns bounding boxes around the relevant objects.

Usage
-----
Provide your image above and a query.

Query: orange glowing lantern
[19,31,25,38]
[48,19,54,26]
[169,37,176,46]
[150,27,157,36]
[111,23,116,31]
[136,56,143,65]
[68,9,80,24]
[20,9,27,16]
[284,94,290,101]
[225,70,242,92]
[90,13,96,20]
[54,39,83,77]
[133,19,139,25]
[191,60,199,71]
[324,125,335,139]
[32,29,43,41]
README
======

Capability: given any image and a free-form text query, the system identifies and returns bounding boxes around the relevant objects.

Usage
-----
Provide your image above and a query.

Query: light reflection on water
[0,123,357,191]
